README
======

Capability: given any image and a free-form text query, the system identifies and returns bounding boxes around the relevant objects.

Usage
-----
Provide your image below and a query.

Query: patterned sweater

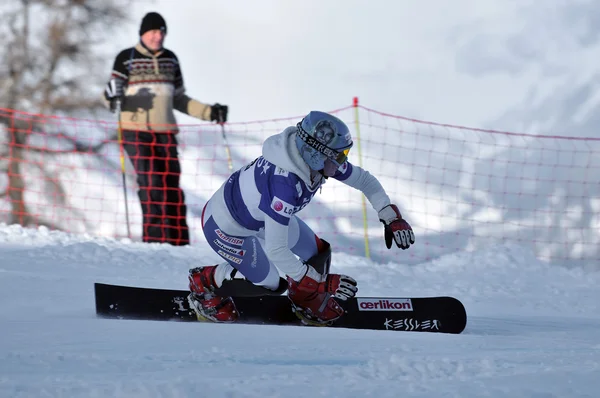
[104,42,212,133]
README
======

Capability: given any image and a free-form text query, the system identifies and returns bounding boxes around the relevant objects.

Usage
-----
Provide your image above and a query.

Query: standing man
[103,12,228,246]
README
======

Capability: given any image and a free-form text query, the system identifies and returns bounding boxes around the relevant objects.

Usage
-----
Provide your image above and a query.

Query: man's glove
[378,204,415,250]
[210,103,228,123]
[104,78,124,113]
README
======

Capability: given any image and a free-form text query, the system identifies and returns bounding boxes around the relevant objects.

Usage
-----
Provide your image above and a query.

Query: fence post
[353,97,371,259]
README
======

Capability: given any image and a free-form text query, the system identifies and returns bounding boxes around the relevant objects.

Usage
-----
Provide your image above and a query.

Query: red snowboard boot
[287,265,357,326]
[188,266,239,323]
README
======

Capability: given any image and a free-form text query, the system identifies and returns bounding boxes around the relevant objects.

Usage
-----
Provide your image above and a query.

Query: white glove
[104,78,124,100]
[104,78,124,113]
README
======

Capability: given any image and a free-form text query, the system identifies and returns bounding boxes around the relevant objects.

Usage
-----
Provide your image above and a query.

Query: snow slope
[1,224,599,397]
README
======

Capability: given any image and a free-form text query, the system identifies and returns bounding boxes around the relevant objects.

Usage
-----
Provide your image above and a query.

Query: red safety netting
[1,103,598,267]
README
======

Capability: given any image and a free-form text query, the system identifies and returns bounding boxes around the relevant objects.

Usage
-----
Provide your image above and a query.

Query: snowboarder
[188,111,415,325]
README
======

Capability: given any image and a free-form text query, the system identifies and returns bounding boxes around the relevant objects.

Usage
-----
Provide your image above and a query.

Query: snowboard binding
[290,302,339,327]
[187,293,237,323]
[187,266,239,323]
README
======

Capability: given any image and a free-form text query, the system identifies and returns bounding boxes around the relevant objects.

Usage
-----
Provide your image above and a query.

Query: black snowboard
[94,283,467,334]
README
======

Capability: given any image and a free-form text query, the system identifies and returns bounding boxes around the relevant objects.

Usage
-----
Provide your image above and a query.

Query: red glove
[287,266,357,323]
[378,204,415,250]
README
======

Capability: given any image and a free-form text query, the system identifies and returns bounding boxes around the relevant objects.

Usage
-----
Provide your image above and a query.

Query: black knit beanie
[139,12,167,36]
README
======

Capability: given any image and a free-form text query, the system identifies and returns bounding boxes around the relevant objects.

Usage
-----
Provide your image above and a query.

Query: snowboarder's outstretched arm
[336,163,415,250]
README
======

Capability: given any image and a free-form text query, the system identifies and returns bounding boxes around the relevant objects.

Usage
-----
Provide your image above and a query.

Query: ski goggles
[333,147,351,165]
[297,122,351,165]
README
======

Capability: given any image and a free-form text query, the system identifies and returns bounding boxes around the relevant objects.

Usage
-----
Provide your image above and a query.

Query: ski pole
[116,98,132,239]
[218,109,233,172]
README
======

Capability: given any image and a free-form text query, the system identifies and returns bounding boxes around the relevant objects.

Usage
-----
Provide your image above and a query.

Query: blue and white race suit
[201,126,391,289]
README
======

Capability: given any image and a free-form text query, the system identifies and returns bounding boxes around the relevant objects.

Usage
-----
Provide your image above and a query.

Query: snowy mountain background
[121,0,600,138]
